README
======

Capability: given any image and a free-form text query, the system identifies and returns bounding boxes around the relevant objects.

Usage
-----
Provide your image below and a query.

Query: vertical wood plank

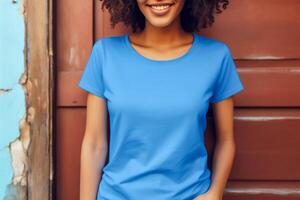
[26,0,53,199]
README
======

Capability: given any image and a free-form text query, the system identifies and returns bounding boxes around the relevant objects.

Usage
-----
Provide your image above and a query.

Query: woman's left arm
[194,97,237,200]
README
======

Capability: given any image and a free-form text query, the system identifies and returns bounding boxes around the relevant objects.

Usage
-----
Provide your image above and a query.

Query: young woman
[78,0,244,200]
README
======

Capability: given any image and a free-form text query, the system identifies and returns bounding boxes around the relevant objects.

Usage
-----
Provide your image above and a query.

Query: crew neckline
[124,32,200,63]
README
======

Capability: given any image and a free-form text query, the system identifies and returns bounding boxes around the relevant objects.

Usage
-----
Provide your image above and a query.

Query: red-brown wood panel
[56,108,86,200]
[55,0,93,199]
[56,0,94,72]
[56,0,300,199]
[201,0,300,60]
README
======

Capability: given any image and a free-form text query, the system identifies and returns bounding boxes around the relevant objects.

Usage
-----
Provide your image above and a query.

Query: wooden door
[55,0,300,199]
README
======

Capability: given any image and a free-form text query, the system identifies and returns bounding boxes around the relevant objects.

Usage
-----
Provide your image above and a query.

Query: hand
[192,190,222,200]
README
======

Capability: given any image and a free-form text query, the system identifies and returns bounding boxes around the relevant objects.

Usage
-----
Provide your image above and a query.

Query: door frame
[25,0,53,199]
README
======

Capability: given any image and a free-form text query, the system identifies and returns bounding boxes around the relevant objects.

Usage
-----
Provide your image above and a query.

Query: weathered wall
[0,0,28,199]
[0,0,53,199]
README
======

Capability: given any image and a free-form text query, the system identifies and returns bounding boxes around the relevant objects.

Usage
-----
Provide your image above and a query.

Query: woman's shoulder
[91,34,127,55]
[197,34,232,56]
[94,34,126,46]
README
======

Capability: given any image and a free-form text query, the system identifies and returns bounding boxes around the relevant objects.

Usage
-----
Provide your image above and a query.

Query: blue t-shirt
[78,32,244,200]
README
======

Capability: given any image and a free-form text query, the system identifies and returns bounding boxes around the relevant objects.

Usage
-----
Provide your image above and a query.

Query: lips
[146,2,175,16]
[146,2,175,7]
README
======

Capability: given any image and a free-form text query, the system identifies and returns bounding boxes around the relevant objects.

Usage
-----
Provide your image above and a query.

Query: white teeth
[150,5,170,10]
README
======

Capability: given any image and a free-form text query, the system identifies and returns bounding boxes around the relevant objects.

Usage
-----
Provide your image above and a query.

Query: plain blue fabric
[78,32,244,200]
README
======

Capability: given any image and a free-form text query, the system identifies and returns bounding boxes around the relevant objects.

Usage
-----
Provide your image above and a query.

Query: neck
[138,16,190,47]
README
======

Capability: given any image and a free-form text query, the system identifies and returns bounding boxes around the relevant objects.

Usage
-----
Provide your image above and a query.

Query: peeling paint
[0,148,13,198]
[9,139,28,186]
[7,113,31,189]
[1,0,53,197]
[27,107,35,124]
[239,66,300,73]
[19,116,30,153]
[0,88,13,92]
[236,116,300,121]
[4,182,27,200]
[4,183,18,199]
[0,88,13,96]
[0,0,27,198]
[69,47,80,67]
[226,188,300,195]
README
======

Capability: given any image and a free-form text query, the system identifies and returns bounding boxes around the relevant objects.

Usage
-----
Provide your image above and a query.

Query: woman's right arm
[80,93,108,200]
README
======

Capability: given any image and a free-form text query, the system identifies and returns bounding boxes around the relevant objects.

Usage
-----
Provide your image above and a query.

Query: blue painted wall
[0,0,26,199]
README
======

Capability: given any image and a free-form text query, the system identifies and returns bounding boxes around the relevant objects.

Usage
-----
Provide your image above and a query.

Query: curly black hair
[99,0,229,33]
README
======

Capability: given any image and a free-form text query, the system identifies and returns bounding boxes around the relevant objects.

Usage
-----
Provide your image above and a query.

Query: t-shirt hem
[78,82,106,99]
[190,177,211,199]
[210,85,244,103]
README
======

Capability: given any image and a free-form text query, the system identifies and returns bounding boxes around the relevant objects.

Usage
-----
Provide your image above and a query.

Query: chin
[149,21,173,28]
[146,16,176,28]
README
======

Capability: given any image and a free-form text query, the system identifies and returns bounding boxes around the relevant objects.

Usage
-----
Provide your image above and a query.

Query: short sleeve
[210,45,244,103]
[78,40,106,99]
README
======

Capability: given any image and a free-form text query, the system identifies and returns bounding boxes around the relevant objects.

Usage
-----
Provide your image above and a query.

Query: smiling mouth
[146,2,175,11]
